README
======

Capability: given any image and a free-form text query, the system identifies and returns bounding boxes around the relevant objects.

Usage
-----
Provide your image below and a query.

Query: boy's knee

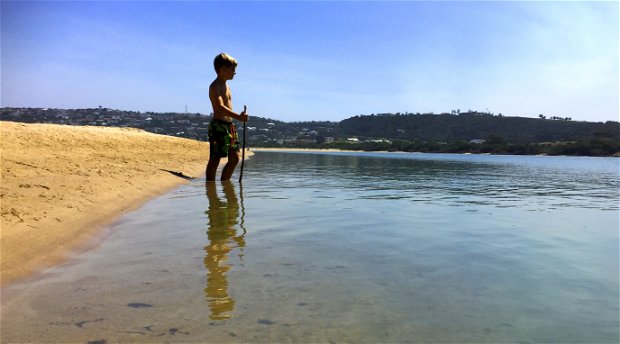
[207,157,220,167]
[229,152,240,164]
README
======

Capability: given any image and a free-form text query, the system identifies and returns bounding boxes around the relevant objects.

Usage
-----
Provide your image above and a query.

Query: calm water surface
[2,151,618,343]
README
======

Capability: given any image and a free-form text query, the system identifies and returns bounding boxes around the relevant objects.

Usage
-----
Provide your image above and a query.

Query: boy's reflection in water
[204,181,246,320]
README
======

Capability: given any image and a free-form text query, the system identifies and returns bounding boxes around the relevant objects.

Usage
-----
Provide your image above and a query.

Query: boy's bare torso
[209,80,233,122]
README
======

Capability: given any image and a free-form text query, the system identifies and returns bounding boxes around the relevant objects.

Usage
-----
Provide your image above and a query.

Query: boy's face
[220,65,236,80]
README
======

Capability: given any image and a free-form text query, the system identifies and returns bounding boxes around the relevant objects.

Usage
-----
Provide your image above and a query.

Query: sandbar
[1,121,248,286]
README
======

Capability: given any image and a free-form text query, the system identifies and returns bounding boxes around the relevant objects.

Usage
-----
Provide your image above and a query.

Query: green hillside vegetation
[314,112,620,156]
[262,112,620,156]
[337,112,618,144]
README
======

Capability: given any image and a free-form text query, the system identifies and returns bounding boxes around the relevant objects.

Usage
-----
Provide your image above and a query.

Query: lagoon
[1,151,618,343]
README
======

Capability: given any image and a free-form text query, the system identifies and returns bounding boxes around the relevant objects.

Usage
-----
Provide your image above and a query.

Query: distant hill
[336,112,619,144]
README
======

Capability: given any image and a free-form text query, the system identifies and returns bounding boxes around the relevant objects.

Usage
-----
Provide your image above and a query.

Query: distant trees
[338,112,617,145]
[539,114,572,121]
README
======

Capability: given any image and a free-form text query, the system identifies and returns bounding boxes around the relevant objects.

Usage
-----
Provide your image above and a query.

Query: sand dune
[0,121,236,285]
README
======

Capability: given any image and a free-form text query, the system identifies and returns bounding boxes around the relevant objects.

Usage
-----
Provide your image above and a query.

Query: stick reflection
[204,181,246,320]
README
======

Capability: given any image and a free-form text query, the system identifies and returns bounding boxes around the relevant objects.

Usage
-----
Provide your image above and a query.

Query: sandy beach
[1,121,248,286]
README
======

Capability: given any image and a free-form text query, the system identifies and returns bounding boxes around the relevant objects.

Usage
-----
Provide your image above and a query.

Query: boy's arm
[209,84,248,122]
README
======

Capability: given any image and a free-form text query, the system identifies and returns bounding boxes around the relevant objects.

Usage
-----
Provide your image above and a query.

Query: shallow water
[2,152,618,343]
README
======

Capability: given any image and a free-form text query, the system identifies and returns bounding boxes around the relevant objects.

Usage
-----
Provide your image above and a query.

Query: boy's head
[213,53,238,74]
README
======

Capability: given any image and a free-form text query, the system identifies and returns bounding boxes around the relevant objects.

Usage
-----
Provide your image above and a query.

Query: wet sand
[0,121,248,286]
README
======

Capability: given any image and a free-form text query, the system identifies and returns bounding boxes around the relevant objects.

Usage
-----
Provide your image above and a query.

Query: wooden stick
[239,107,247,183]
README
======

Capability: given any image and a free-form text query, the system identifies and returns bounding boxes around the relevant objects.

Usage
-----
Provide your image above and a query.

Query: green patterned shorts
[208,119,239,158]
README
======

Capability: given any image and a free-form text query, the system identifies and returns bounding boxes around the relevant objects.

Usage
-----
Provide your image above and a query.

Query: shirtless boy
[206,53,249,181]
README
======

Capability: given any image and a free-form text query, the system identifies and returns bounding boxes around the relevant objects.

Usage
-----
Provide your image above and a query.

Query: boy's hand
[239,105,249,122]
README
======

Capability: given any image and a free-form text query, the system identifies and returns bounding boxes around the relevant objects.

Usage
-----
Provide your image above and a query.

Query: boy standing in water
[206,53,249,181]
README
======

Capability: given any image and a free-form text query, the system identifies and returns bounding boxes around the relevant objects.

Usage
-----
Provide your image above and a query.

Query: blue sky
[2,1,618,123]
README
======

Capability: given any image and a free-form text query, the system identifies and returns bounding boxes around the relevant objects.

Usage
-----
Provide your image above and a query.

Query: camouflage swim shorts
[208,119,239,158]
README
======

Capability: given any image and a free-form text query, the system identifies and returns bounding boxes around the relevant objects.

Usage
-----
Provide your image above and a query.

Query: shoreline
[252,147,362,153]
[1,121,251,287]
[251,147,619,157]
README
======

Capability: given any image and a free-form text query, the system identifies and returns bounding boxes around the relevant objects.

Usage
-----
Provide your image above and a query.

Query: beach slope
[1,121,212,285]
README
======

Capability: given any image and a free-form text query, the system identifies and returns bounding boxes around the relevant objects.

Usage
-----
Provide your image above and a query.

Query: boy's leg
[220,149,240,181]
[206,157,221,182]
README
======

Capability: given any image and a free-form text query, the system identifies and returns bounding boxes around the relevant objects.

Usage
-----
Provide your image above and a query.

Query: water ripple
[249,152,619,211]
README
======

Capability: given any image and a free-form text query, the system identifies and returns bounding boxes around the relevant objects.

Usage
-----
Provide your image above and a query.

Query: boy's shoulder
[209,79,227,93]
[209,79,219,90]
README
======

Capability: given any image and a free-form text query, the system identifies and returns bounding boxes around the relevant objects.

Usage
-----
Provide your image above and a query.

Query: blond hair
[213,53,238,73]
